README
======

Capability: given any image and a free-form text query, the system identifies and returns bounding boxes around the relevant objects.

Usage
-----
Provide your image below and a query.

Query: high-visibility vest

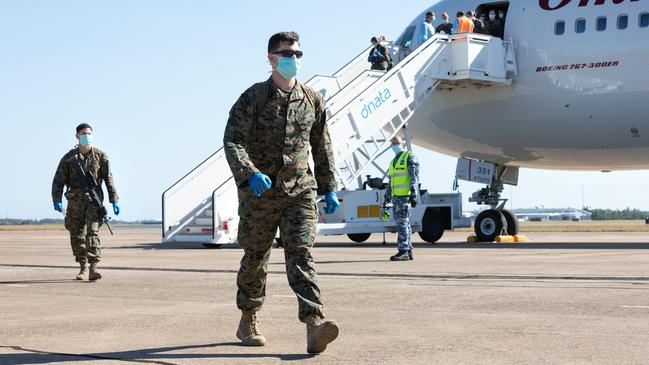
[389,151,412,197]
[456,16,474,34]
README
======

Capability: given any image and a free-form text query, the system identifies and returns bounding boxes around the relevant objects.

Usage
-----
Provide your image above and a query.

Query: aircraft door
[476,1,510,39]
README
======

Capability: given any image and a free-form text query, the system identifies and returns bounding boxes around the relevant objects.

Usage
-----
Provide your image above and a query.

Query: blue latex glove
[324,192,340,215]
[248,172,272,197]
[53,202,63,212]
[113,202,120,216]
[374,50,382,57]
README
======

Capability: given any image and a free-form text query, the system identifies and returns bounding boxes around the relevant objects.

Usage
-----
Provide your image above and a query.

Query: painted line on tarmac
[620,305,649,309]
[2,263,649,283]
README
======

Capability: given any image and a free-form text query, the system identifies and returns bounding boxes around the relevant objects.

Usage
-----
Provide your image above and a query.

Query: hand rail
[161,148,229,239]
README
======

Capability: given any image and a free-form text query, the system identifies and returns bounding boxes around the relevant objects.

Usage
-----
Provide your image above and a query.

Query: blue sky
[1,1,648,221]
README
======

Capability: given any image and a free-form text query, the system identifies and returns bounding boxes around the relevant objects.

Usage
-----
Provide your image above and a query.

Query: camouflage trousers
[393,197,412,251]
[64,192,102,264]
[236,188,324,322]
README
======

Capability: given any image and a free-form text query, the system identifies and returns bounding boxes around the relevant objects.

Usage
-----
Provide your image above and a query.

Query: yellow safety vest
[389,151,412,197]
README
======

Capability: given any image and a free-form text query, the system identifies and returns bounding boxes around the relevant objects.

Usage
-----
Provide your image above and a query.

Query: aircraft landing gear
[468,165,520,241]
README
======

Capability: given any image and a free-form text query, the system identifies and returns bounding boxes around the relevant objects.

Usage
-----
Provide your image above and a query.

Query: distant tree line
[0,218,64,225]
[584,208,649,220]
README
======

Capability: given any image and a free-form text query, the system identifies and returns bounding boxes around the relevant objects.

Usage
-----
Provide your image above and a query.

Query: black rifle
[73,156,114,235]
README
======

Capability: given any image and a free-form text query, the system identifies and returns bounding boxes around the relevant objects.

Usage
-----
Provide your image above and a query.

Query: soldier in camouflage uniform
[223,32,340,354]
[384,136,420,261]
[51,123,120,281]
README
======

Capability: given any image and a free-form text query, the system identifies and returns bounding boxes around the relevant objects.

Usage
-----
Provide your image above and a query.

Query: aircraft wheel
[474,209,506,242]
[347,233,371,243]
[418,209,444,244]
[501,209,519,235]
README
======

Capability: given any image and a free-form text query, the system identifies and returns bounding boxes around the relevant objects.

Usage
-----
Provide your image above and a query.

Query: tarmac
[1,226,649,365]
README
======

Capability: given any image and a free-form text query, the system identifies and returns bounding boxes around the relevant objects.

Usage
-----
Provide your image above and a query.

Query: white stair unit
[162,33,517,244]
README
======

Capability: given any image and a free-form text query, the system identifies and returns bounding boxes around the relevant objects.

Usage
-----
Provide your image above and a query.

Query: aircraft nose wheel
[474,209,507,242]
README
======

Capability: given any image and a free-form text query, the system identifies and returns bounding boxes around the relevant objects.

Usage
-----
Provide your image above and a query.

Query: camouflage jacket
[51,146,119,203]
[223,77,337,197]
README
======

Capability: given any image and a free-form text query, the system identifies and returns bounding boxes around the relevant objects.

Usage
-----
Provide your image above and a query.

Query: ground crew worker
[384,136,420,261]
[223,31,340,354]
[453,11,474,34]
[51,123,120,281]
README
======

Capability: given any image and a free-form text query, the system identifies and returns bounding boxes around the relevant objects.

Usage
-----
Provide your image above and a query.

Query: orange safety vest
[456,16,474,34]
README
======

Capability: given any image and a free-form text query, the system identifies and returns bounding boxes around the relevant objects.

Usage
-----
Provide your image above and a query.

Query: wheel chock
[467,235,479,243]
[513,235,529,242]
[495,235,516,243]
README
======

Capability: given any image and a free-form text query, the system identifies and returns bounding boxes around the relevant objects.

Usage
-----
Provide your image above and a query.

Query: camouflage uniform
[223,77,337,322]
[385,152,419,251]
[51,147,118,264]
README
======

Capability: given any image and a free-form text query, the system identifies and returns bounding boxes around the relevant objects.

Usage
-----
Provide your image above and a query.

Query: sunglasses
[271,50,303,59]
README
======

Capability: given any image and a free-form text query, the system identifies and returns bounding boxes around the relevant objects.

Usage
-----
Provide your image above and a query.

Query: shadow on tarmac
[0,343,315,364]
[315,241,649,249]
[0,279,76,285]
[111,241,649,251]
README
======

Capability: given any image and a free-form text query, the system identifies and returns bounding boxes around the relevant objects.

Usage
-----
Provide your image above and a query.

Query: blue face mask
[391,145,403,154]
[276,55,301,80]
[79,134,93,146]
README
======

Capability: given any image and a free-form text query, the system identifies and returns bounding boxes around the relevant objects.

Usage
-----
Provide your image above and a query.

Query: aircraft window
[640,13,649,28]
[397,26,416,48]
[596,16,607,31]
[617,15,628,30]
[575,18,586,33]
[555,20,565,35]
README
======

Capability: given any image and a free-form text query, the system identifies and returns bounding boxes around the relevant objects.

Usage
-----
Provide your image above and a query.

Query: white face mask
[489,13,496,21]
[499,13,504,19]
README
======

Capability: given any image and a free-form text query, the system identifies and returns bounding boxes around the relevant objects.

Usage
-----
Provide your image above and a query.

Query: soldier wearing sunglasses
[223,31,340,354]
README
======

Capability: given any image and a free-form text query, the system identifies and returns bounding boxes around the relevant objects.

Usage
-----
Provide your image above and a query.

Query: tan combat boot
[236,310,266,346]
[89,262,102,281]
[75,261,88,280]
[306,315,339,354]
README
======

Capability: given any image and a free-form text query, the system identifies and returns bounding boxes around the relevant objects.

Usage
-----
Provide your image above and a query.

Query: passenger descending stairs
[162,33,517,245]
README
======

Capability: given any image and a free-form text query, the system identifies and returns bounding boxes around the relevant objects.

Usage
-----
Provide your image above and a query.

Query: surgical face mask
[489,13,496,21]
[391,145,403,154]
[431,16,436,22]
[499,12,504,19]
[276,55,301,80]
[444,18,449,23]
[371,41,378,47]
[79,134,93,146]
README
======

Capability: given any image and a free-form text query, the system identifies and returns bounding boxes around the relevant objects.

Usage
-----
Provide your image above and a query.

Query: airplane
[162,0,649,246]
[390,0,648,239]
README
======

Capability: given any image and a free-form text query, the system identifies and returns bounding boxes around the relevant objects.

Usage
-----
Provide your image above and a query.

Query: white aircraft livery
[162,0,648,245]
[398,0,648,171]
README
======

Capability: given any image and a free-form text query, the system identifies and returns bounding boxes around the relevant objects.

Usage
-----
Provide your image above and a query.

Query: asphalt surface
[1,227,649,364]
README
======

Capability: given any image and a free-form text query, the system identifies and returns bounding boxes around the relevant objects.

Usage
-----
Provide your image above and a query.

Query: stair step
[194,217,212,225]
[170,234,214,243]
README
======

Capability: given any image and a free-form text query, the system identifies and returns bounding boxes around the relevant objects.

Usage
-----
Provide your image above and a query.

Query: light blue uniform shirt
[418,21,435,45]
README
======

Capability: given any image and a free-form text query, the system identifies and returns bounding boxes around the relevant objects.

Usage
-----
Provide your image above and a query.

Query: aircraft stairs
[161,33,518,245]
